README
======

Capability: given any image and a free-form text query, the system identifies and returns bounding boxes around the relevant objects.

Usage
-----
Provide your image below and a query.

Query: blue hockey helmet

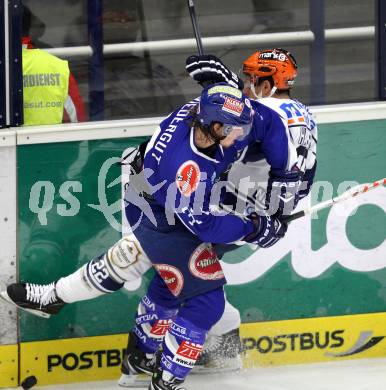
[197,83,254,141]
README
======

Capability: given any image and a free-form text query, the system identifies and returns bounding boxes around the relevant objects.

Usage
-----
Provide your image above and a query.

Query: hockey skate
[0,282,65,319]
[192,328,244,374]
[118,332,155,388]
[148,351,187,390]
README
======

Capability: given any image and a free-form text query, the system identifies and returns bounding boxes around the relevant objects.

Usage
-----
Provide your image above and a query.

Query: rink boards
[1,311,385,386]
[0,103,385,387]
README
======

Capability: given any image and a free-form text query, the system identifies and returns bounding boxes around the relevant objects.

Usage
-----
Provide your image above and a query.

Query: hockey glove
[120,139,149,174]
[244,213,287,248]
[186,54,244,90]
[265,168,303,218]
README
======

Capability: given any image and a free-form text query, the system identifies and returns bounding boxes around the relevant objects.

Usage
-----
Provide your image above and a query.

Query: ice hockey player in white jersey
[241,47,317,188]
[185,48,317,372]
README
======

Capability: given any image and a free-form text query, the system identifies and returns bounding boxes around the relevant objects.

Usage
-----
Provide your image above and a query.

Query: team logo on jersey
[222,96,244,117]
[176,161,201,197]
[154,264,184,297]
[150,319,172,338]
[189,243,225,280]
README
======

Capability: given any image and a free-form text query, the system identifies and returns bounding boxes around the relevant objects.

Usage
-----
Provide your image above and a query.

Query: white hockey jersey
[225,97,317,213]
[260,97,317,172]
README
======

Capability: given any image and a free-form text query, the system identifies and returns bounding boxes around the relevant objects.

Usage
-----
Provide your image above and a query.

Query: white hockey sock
[55,264,105,303]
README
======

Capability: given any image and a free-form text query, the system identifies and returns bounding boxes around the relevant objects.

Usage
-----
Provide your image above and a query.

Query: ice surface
[9,357,386,390]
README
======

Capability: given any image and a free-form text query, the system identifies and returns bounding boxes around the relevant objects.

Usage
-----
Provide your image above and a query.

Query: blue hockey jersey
[143,98,290,244]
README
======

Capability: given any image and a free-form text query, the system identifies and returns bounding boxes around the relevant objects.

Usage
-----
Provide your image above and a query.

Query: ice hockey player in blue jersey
[1,83,289,390]
[120,83,289,390]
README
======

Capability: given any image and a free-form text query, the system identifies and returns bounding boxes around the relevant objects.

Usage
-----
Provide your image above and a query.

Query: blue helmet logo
[197,83,253,128]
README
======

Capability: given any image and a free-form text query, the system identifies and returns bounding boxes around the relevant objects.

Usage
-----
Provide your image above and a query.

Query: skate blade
[0,291,51,319]
[118,372,151,388]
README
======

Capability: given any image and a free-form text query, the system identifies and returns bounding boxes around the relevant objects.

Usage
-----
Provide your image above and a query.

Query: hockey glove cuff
[244,213,287,248]
[265,168,303,218]
[298,161,317,200]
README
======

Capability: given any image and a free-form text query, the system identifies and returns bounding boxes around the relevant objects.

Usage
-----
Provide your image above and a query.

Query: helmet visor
[223,122,253,141]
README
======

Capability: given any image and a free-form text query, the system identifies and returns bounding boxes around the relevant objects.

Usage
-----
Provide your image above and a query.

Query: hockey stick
[283,177,386,223]
[187,0,204,55]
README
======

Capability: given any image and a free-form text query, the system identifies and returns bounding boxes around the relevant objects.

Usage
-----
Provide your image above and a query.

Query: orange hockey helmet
[242,48,298,90]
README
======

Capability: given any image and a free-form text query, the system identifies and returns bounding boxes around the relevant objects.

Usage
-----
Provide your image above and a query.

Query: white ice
[10,357,386,390]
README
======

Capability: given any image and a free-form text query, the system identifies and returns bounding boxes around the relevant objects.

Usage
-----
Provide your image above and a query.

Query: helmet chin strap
[250,83,260,100]
[250,83,278,100]
[268,86,277,97]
